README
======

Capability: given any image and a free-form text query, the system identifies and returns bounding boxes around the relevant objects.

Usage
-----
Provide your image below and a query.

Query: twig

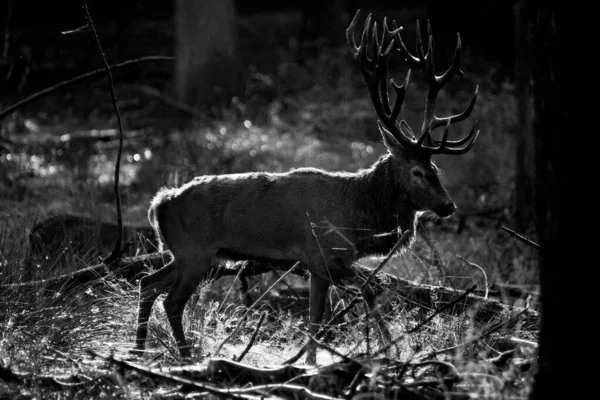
[418,229,447,285]
[510,336,538,348]
[362,229,412,289]
[283,231,410,365]
[136,84,207,121]
[235,312,267,362]
[282,342,309,365]
[457,255,489,299]
[326,229,411,326]
[0,56,173,121]
[501,226,541,250]
[327,230,411,329]
[149,326,182,362]
[418,308,529,360]
[81,0,124,264]
[217,262,249,314]
[214,262,301,356]
[373,285,477,357]
[303,332,359,365]
[407,285,476,334]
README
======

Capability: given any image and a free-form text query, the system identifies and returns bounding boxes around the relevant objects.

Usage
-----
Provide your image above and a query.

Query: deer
[131,10,480,364]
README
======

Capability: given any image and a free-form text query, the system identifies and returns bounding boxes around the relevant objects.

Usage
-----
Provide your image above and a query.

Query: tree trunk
[529,3,575,398]
[513,0,536,230]
[174,0,243,109]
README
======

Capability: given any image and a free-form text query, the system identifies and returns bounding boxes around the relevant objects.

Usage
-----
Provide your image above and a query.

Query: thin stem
[81,0,124,264]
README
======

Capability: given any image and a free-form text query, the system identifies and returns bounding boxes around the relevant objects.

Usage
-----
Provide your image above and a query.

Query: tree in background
[513,0,536,230]
[174,0,244,109]
[529,2,575,398]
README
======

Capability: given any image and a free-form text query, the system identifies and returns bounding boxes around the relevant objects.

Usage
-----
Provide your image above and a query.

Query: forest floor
[0,10,538,399]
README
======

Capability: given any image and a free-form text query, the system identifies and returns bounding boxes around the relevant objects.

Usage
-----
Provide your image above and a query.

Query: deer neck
[352,154,417,235]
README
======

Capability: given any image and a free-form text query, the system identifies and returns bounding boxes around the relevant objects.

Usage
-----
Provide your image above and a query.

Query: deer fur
[131,10,479,364]
[132,131,456,363]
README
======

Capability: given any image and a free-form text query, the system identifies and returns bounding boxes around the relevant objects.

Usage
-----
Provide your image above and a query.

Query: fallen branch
[28,213,159,260]
[0,363,93,391]
[86,351,245,399]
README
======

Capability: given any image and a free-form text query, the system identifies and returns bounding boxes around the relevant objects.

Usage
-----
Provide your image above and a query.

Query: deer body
[151,155,433,271]
[132,11,480,364]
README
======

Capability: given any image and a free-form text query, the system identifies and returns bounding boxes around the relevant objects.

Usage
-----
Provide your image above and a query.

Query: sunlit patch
[219,127,227,135]
[144,149,152,159]
[350,141,374,159]
[24,119,40,132]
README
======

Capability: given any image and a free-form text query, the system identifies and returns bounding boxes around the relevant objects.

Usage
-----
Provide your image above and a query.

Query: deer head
[347,11,479,218]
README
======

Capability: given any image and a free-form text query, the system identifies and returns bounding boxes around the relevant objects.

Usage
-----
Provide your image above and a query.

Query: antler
[346,10,480,156]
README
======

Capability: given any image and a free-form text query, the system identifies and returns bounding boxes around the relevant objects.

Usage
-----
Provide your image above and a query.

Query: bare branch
[81,0,124,265]
[0,56,173,121]
[214,262,301,356]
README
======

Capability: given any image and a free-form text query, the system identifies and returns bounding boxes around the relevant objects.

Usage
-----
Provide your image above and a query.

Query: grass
[0,10,537,399]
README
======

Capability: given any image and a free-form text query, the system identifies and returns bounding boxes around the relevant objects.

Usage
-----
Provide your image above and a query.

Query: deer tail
[148,188,172,252]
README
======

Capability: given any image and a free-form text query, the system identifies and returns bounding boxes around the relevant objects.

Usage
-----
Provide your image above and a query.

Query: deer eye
[412,169,424,178]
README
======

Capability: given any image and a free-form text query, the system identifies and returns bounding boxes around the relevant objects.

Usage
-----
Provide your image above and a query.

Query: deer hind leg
[163,256,212,358]
[362,283,393,356]
[305,273,331,365]
[132,260,176,354]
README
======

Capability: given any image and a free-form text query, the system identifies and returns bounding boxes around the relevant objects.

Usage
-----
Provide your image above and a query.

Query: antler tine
[438,33,464,87]
[348,10,420,149]
[390,70,411,122]
[376,27,396,116]
[388,18,480,155]
[429,85,479,133]
[415,20,427,66]
[400,120,416,140]
[393,20,420,66]
[346,10,362,57]
[429,121,480,155]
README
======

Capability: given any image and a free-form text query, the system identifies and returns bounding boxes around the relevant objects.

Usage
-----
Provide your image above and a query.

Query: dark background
[1,0,516,95]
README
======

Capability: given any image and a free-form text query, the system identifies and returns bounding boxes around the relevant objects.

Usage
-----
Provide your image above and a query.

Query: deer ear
[378,121,402,155]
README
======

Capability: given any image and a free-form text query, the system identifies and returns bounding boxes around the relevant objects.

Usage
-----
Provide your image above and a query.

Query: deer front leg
[305,273,330,365]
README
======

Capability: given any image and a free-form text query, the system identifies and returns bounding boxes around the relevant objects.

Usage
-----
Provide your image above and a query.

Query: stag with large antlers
[131,10,479,364]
